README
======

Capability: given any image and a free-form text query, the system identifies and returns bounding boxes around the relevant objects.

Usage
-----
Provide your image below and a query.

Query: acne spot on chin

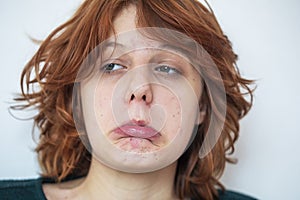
[129,138,139,148]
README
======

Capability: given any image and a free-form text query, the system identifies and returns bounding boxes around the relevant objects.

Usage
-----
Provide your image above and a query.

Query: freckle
[172,114,175,118]
[177,111,180,115]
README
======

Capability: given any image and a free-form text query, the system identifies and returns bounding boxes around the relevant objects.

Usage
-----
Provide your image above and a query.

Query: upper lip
[113,122,161,139]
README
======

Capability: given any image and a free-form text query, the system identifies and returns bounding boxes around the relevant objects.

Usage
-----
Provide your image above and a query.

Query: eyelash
[154,65,181,75]
[101,63,126,73]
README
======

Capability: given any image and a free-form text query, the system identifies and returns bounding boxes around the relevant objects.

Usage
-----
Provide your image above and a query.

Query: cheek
[190,74,203,99]
[160,79,201,144]
[154,90,182,140]
[94,83,116,132]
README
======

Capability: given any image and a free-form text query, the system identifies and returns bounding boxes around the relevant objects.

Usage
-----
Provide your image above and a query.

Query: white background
[1,1,299,199]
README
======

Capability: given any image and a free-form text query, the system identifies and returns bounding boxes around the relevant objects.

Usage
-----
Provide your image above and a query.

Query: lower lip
[111,130,160,144]
[113,125,160,139]
[110,127,160,151]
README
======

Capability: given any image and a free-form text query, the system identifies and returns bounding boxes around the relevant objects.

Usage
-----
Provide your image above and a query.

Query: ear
[197,103,207,125]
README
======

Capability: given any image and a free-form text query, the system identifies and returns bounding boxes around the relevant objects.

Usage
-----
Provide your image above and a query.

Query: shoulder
[218,190,257,200]
[0,178,46,200]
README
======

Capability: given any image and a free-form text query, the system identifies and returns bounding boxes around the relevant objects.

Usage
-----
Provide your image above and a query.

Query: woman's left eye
[155,65,180,75]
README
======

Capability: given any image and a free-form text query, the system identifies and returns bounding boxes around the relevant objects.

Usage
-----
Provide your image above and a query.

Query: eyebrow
[101,41,193,62]
[104,41,190,51]
[100,41,126,60]
[158,43,192,59]
[102,41,125,49]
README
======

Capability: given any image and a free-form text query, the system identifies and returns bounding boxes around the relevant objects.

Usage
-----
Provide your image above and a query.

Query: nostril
[130,94,135,101]
[142,95,146,101]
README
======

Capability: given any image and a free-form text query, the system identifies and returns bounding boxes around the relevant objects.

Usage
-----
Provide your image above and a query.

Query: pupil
[107,63,114,70]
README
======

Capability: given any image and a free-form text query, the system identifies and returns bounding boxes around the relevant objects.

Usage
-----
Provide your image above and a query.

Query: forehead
[101,37,193,67]
[107,31,162,50]
[113,5,138,36]
[110,5,199,59]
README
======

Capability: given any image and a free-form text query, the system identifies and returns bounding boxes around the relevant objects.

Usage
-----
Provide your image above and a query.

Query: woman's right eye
[102,63,125,73]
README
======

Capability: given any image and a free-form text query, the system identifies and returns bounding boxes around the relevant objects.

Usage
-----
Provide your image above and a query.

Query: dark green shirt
[0,178,256,200]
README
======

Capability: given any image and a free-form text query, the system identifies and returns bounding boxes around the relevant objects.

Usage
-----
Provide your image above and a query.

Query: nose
[126,80,153,124]
[129,84,153,105]
[125,68,153,105]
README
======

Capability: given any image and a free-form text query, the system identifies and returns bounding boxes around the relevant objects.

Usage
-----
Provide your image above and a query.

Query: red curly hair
[13,0,254,199]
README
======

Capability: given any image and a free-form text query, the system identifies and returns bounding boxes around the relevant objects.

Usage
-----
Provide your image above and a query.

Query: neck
[77,157,178,200]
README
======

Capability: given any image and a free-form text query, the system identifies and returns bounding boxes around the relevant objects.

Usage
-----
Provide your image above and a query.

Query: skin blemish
[130,138,140,148]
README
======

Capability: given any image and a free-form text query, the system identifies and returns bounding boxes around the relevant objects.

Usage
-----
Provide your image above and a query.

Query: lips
[113,123,160,139]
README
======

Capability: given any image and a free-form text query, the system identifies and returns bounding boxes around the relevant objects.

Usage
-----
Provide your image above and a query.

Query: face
[77,5,205,173]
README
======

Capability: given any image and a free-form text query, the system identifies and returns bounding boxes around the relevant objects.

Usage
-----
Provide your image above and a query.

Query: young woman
[0,0,255,199]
